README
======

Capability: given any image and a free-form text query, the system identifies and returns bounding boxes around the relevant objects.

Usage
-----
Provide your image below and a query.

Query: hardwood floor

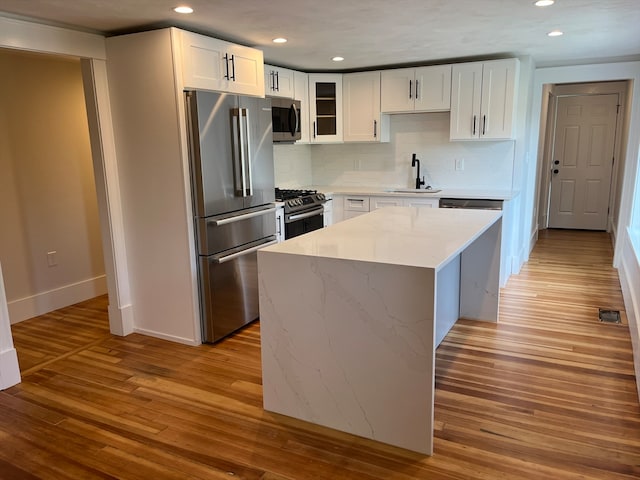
[3,229,639,479]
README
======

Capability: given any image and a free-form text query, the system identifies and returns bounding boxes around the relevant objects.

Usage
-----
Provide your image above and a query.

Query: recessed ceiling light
[332,56,344,62]
[174,6,193,14]
[272,38,288,44]
[548,30,564,37]
[535,0,555,6]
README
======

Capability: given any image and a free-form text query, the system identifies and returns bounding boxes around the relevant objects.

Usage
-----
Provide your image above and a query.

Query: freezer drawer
[199,237,277,343]
[196,206,276,256]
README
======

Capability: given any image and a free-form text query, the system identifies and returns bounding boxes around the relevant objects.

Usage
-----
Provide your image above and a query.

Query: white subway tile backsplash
[274,112,515,190]
[273,144,313,187]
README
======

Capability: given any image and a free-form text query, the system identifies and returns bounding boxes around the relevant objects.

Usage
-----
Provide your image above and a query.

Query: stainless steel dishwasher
[439,198,503,210]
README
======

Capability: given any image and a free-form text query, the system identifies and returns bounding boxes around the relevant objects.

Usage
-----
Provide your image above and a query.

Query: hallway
[3,229,639,479]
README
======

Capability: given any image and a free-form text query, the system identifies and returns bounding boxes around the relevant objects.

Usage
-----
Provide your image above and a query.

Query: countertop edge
[302,185,519,201]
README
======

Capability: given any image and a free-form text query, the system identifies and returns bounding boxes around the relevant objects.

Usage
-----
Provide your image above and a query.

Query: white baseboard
[108,302,135,336]
[8,275,107,324]
[133,327,200,346]
[618,230,640,402]
[0,347,21,390]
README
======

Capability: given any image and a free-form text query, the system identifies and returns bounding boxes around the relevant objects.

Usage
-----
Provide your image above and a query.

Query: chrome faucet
[411,153,425,189]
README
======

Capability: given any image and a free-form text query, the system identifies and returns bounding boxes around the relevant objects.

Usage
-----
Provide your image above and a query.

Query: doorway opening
[538,81,630,234]
[0,48,107,325]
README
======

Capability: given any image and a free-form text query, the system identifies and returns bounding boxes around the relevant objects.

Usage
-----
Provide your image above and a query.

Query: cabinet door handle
[313,121,316,138]
[275,71,279,91]
[373,120,377,138]
[229,54,236,81]
[482,115,486,135]
[409,80,412,99]
[270,71,275,91]
[472,115,477,135]
[224,53,230,80]
[415,80,420,100]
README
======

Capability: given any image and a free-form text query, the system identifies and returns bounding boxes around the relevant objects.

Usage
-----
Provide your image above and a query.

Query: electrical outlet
[47,251,57,267]
[455,158,465,171]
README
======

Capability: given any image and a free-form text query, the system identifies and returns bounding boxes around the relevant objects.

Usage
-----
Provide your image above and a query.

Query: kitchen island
[257,207,502,455]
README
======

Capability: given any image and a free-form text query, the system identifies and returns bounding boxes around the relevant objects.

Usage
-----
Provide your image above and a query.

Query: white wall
[309,112,516,190]
[0,49,106,323]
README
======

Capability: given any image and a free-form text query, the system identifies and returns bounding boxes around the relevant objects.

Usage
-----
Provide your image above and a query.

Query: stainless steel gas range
[275,188,327,239]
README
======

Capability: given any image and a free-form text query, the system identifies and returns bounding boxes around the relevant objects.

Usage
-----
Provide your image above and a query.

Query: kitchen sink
[385,188,442,194]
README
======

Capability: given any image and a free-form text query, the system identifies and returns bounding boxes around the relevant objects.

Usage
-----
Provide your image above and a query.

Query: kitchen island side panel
[258,251,437,455]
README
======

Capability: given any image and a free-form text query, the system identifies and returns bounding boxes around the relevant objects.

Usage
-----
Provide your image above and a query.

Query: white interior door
[548,94,618,230]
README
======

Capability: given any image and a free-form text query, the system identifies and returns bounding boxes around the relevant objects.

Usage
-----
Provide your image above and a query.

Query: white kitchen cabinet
[370,196,403,209]
[308,74,343,143]
[275,206,285,242]
[180,30,265,97]
[343,72,389,143]
[371,196,438,209]
[264,64,295,98]
[344,194,439,220]
[293,71,310,143]
[450,58,519,140]
[381,65,451,113]
[323,198,333,227]
[402,197,438,208]
[343,195,369,219]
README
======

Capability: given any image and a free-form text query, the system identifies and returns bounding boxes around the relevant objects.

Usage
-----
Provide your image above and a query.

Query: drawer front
[371,196,402,210]
[344,196,370,212]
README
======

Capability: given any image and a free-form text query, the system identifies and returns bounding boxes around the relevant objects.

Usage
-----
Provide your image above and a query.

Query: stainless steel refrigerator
[185,90,276,343]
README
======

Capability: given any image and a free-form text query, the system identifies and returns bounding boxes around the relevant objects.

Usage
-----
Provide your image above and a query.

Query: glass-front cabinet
[308,74,343,143]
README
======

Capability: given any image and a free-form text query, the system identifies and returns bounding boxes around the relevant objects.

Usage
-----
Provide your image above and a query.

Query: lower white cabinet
[371,195,438,209]
[402,197,438,208]
[343,195,370,219]
[370,196,402,209]
[338,194,439,222]
[275,207,285,242]
[323,198,333,227]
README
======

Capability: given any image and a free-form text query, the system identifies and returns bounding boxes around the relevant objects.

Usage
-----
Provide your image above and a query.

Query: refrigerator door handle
[212,238,278,264]
[231,107,247,196]
[241,107,253,196]
[209,206,276,226]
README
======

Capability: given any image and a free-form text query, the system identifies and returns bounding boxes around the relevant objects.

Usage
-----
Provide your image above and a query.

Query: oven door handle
[287,207,324,222]
[210,207,276,226]
[212,238,278,264]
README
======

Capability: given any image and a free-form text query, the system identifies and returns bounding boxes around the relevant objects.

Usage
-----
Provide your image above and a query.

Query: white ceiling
[1,0,639,71]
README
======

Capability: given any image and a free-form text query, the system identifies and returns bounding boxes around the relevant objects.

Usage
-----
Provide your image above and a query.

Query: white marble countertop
[302,185,517,200]
[261,207,502,270]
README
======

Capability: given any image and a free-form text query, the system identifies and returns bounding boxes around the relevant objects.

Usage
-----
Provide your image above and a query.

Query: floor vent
[599,309,621,324]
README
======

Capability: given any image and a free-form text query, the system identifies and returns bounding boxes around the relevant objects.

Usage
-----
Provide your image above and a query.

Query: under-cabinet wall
[274,113,515,190]
[307,113,515,190]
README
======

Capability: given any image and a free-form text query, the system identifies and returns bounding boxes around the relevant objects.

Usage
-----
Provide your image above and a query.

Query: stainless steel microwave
[272,98,301,143]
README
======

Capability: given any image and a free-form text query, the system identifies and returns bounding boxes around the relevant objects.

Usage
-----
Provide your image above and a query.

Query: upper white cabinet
[308,74,343,143]
[449,58,519,140]
[343,71,389,143]
[179,30,265,97]
[381,65,451,113]
[264,64,295,98]
[293,71,311,143]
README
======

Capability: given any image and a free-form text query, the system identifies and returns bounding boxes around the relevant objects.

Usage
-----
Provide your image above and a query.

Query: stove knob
[297,199,303,206]
[317,193,325,201]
